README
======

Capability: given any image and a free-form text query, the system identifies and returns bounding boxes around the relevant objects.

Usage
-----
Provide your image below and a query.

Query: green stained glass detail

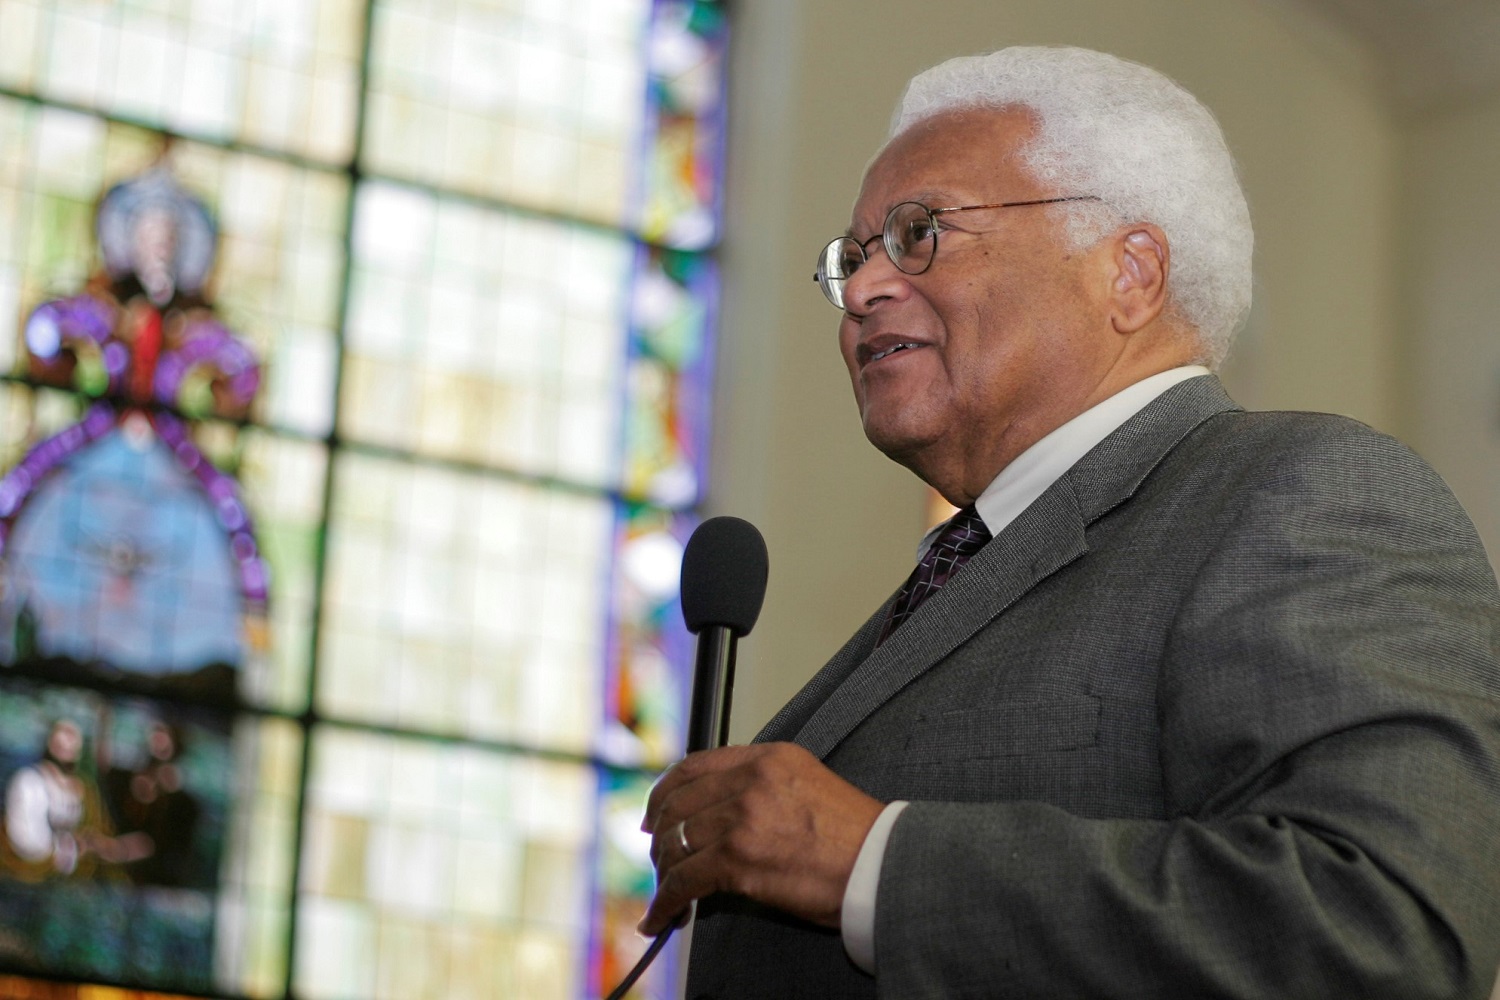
[219,715,303,997]
[232,431,328,713]
[637,0,728,248]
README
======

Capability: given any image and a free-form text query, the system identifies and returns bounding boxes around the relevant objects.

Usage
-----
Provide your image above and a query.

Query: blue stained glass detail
[0,425,245,677]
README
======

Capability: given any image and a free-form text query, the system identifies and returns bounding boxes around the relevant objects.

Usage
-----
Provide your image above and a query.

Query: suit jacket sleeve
[873,424,1500,999]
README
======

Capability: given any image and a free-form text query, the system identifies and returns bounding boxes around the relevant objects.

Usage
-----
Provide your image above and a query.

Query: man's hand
[638,742,884,936]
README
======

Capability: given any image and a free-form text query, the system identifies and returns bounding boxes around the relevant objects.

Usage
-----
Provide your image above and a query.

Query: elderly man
[642,46,1500,998]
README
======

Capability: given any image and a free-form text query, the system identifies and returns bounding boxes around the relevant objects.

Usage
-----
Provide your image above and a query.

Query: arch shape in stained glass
[0,417,245,684]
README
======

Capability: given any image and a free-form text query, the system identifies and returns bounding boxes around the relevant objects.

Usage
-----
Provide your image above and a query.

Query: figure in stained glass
[100,718,207,889]
[0,680,230,991]
[1,718,107,879]
[0,165,268,705]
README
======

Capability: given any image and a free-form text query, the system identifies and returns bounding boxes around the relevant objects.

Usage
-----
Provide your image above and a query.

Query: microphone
[604,516,768,1000]
[681,516,769,753]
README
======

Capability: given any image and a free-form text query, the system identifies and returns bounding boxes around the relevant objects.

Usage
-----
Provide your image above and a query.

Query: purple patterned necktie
[877,505,992,645]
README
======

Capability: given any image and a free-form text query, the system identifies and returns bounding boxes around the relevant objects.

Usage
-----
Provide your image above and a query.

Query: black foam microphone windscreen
[680,516,769,637]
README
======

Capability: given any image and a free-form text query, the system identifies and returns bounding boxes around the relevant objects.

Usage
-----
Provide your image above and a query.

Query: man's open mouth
[869,342,924,363]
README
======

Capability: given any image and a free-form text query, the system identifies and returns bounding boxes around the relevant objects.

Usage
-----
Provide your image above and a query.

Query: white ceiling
[1290,0,1500,114]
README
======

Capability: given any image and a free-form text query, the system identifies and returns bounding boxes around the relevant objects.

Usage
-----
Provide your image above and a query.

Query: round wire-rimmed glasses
[813,196,1100,309]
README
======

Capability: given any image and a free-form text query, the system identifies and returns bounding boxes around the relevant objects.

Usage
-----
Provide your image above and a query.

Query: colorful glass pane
[340,182,716,501]
[0,0,364,163]
[0,1,728,996]
[0,97,348,437]
[297,726,596,1000]
[637,0,729,249]
[319,452,611,749]
[339,182,633,486]
[0,391,323,716]
[602,504,695,768]
[624,247,717,505]
[0,416,248,680]
[0,677,297,997]
[588,769,678,999]
[362,0,651,226]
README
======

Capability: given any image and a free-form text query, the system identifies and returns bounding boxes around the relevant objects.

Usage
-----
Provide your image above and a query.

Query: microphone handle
[685,625,737,752]
[602,626,737,1000]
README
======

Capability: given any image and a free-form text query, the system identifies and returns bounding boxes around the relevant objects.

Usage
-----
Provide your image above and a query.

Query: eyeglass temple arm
[929,194,1101,215]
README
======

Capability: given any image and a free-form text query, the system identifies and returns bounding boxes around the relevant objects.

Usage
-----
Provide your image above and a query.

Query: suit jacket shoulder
[689,377,1500,1000]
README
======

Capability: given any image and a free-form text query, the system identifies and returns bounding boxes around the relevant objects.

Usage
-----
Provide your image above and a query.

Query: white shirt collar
[917,366,1211,560]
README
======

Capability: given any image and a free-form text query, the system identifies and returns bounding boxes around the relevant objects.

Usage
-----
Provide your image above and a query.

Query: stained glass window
[0,2,728,999]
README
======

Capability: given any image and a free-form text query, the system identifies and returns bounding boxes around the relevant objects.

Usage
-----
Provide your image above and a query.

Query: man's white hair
[890,46,1252,367]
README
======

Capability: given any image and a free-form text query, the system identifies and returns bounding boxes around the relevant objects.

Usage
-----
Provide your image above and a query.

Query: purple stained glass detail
[25,297,117,359]
[25,297,129,397]
[154,412,269,608]
[0,403,116,531]
[26,296,263,417]
[3,164,272,685]
[152,319,261,412]
[0,401,115,521]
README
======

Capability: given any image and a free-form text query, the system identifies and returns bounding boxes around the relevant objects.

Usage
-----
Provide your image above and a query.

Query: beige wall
[1401,94,1500,562]
[710,0,1420,740]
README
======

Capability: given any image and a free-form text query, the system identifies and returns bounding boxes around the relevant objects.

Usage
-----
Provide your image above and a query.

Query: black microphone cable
[604,927,675,1000]
[603,517,768,1000]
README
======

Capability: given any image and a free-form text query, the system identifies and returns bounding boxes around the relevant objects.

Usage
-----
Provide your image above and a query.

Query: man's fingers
[649,792,734,868]
[636,743,881,931]
[641,759,686,833]
[642,745,764,834]
[638,848,720,935]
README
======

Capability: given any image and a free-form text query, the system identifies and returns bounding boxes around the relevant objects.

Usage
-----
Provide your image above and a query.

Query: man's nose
[842,246,910,316]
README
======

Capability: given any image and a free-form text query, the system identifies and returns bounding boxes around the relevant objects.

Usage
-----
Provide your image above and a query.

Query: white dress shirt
[840,366,1211,974]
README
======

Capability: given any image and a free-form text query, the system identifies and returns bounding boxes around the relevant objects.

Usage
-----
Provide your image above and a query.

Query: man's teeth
[871,343,922,362]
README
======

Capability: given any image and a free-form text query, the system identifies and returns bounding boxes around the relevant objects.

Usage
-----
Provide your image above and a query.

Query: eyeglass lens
[815,202,939,309]
[884,202,937,274]
[817,240,860,309]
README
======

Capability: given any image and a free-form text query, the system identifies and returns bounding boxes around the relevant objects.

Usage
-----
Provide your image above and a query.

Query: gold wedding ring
[675,819,692,856]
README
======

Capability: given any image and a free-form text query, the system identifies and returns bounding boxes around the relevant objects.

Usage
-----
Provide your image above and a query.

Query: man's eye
[901,219,935,247]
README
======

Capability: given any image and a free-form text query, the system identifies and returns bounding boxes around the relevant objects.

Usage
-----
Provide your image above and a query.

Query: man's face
[47,720,82,767]
[838,109,1115,500]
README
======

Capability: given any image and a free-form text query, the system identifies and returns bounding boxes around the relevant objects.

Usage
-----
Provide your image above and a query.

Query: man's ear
[1109,226,1170,334]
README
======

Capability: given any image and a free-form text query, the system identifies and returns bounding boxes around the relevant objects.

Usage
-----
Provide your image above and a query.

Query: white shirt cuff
[840,800,908,974]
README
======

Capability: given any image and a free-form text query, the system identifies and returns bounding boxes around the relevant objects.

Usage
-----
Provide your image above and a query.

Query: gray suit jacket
[685,376,1500,999]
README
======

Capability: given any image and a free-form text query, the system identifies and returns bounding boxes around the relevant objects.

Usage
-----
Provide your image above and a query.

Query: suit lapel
[778,375,1242,761]
[790,481,1088,759]
[755,605,887,744]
